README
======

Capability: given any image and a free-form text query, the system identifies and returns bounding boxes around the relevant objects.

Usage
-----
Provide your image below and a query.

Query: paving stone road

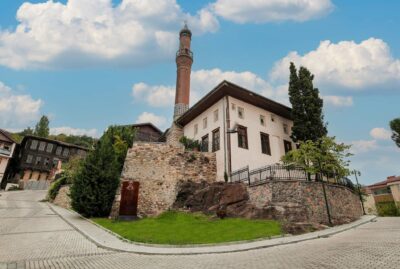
[1,190,399,269]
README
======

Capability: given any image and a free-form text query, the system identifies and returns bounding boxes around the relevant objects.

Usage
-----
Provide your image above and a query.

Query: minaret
[174,23,193,120]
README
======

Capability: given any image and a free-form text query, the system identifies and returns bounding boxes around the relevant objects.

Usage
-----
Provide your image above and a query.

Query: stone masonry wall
[247,181,363,225]
[52,185,72,210]
[110,142,216,218]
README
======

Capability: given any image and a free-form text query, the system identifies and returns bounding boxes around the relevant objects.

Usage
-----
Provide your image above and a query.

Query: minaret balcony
[176,48,193,59]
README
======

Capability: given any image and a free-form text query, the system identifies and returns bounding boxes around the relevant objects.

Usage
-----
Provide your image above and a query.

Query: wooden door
[119,181,139,216]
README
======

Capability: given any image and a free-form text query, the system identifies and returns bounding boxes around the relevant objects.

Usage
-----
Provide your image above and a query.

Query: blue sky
[0,0,399,184]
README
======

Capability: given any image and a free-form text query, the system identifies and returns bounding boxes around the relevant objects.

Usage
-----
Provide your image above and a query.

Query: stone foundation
[174,181,363,226]
[110,142,217,218]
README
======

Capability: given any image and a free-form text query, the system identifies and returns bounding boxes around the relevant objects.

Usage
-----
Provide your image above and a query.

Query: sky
[0,0,399,185]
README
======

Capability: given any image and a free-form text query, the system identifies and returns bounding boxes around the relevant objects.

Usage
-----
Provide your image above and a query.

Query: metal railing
[230,164,355,190]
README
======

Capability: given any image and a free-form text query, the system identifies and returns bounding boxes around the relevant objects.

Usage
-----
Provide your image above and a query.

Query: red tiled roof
[368,176,400,189]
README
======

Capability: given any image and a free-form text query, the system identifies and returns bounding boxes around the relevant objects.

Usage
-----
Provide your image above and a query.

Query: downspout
[225,96,232,177]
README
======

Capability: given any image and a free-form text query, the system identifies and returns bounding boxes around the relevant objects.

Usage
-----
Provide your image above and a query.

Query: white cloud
[323,96,353,107]
[0,0,219,69]
[132,68,276,107]
[350,140,378,154]
[0,81,43,129]
[136,112,167,129]
[50,126,98,137]
[270,38,400,89]
[212,0,333,23]
[370,127,392,140]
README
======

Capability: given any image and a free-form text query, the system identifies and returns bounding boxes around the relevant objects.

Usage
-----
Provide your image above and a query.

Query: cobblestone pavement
[1,191,399,269]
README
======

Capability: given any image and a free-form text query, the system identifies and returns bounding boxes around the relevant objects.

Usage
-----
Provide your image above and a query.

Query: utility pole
[354,170,366,215]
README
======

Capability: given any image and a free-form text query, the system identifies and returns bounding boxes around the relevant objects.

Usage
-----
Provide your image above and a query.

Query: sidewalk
[49,203,376,255]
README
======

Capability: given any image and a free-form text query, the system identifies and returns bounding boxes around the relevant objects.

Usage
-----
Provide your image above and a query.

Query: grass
[93,211,282,245]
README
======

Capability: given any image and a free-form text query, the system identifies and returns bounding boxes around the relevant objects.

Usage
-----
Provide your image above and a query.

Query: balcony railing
[176,49,193,58]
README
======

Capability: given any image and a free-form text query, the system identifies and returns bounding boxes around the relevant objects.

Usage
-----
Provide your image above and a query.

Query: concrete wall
[247,181,363,225]
[110,142,217,218]
[364,194,378,215]
[389,183,400,207]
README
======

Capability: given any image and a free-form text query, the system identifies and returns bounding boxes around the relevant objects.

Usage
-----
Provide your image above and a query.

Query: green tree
[390,118,400,147]
[70,126,135,217]
[282,136,352,180]
[288,62,327,142]
[34,116,50,138]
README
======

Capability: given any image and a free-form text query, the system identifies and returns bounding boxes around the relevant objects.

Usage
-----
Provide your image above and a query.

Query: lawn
[93,211,282,245]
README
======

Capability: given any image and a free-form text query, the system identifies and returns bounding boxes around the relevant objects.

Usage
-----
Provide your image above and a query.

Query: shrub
[48,175,67,201]
[179,136,200,151]
[70,126,135,218]
[376,202,400,216]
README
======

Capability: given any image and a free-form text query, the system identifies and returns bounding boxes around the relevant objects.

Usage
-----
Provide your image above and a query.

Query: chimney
[173,23,193,120]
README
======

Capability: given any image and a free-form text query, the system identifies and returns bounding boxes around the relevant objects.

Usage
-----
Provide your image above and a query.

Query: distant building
[0,129,17,188]
[130,123,163,142]
[15,135,88,182]
[366,176,400,206]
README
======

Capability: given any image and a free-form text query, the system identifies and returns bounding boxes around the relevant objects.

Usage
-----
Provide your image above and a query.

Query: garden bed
[93,211,282,245]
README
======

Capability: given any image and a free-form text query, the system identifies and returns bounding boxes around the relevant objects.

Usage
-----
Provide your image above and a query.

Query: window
[52,159,60,168]
[284,140,292,154]
[260,115,265,126]
[271,114,275,122]
[46,143,54,153]
[26,155,33,164]
[38,141,46,151]
[203,117,207,129]
[62,148,70,157]
[194,124,198,135]
[283,124,289,134]
[44,158,50,166]
[201,134,209,152]
[213,109,219,122]
[56,146,62,155]
[30,140,38,150]
[260,133,271,155]
[212,128,220,152]
[231,103,236,110]
[238,107,244,119]
[35,156,42,165]
[237,125,248,149]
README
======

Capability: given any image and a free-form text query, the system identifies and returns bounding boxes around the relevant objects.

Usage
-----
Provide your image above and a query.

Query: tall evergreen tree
[70,126,135,217]
[390,118,400,147]
[34,115,50,138]
[288,62,327,142]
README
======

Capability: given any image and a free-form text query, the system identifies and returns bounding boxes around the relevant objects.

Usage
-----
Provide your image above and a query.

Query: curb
[48,203,377,255]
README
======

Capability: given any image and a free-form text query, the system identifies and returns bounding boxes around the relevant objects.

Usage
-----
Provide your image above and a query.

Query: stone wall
[247,181,363,225]
[110,142,217,218]
[166,123,184,148]
[174,180,363,226]
[52,185,71,210]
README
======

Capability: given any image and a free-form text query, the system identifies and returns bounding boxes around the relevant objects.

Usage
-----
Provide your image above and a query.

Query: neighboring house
[130,123,163,142]
[176,81,295,180]
[366,176,400,207]
[0,129,17,188]
[15,135,89,182]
